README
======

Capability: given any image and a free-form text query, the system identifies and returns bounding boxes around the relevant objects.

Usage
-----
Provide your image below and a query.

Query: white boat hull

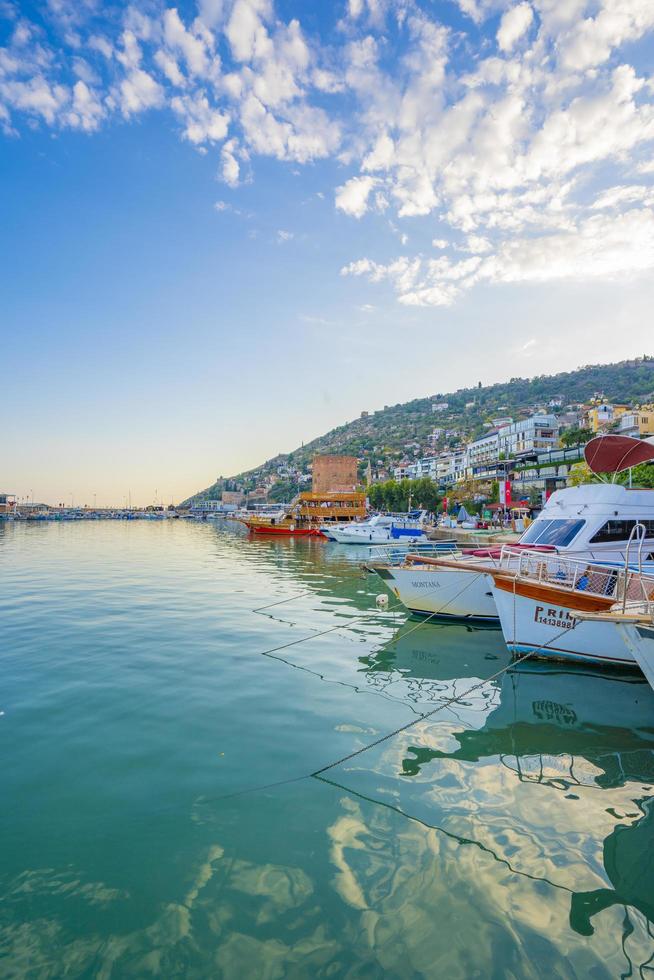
[619,622,654,688]
[377,565,499,620]
[492,583,636,667]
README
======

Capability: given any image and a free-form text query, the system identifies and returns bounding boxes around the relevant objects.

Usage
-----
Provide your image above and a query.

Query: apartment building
[585,403,630,432]
[498,414,559,459]
[618,407,654,439]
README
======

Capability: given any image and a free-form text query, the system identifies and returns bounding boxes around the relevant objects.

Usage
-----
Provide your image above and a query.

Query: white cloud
[497,3,533,51]
[154,49,185,87]
[277,229,293,242]
[118,68,164,116]
[0,76,68,124]
[67,79,104,130]
[335,175,377,218]
[343,207,654,305]
[220,138,241,185]
[225,0,273,63]
[171,92,229,143]
[162,8,213,78]
[591,184,654,209]
[555,0,654,71]
[2,0,654,312]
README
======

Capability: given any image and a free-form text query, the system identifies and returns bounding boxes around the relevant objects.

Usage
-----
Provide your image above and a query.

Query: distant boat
[328,511,429,545]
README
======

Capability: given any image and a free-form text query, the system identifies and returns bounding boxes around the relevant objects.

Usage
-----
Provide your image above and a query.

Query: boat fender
[376,594,389,608]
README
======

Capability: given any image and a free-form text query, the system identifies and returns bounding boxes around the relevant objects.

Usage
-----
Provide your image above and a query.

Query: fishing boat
[373,434,654,621]
[239,491,366,536]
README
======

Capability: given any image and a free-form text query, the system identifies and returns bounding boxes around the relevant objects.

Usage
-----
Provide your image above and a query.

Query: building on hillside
[498,414,559,459]
[431,402,449,412]
[466,431,504,479]
[511,445,587,503]
[428,428,444,445]
[312,455,358,493]
[393,459,412,480]
[439,449,468,486]
[410,457,439,479]
[585,403,630,432]
[247,488,268,504]
[222,491,245,506]
[548,397,563,408]
[618,407,654,439]
[557,411,583,431]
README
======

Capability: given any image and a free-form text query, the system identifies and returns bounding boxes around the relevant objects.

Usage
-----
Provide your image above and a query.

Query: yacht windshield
[519,518,586,547]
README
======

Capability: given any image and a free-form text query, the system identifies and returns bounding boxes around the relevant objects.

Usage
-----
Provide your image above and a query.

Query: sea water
[1,519,653,977]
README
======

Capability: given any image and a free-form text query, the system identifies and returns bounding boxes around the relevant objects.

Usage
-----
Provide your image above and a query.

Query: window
[589,519,654,543]
[520,518,586,547]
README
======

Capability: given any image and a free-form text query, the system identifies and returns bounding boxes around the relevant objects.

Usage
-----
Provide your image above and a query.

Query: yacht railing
[368,541,458,565]
[500,545,654,610]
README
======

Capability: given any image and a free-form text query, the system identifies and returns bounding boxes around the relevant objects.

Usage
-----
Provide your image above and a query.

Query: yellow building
[618,406,654,438]
[586,403,630,432]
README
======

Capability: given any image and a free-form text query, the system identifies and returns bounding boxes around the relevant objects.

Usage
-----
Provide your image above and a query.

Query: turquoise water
[2,519,654,978]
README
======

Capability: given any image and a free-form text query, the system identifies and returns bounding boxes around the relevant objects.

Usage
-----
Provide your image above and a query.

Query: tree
[616,462,654,489]
[560,427,593,448]
[567,462,597,486]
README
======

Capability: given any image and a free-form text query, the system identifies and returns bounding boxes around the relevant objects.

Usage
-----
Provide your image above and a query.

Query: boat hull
[242,521,324,536]
[492,576,636,667]
[376,565,499,621]
[619,622,654,687]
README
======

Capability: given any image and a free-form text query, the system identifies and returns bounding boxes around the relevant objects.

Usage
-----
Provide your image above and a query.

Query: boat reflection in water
[356,622,654,955]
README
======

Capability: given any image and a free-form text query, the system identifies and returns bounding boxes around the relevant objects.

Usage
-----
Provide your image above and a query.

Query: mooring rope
[197,620,576,808]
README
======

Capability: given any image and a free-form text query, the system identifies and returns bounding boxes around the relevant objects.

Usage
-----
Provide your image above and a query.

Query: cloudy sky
[2,0,654,505]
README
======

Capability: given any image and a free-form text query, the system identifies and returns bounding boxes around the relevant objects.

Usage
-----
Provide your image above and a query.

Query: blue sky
[2,0,654,506]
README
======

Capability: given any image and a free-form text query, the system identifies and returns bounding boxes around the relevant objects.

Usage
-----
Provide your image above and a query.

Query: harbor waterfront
[2,518,654,976]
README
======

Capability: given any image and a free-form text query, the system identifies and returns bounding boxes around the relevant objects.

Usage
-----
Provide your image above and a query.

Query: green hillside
[184,356,654,504]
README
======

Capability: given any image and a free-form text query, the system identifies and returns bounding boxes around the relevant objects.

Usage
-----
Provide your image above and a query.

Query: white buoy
[376,593,389,608]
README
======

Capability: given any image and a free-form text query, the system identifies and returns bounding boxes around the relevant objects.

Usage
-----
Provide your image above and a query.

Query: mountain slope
[184,357,654,504]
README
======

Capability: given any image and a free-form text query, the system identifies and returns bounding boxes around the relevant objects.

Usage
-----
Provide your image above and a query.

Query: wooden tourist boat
[239,491,367,536]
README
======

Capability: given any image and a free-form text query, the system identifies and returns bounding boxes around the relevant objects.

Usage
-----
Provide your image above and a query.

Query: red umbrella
[584,434,654,475]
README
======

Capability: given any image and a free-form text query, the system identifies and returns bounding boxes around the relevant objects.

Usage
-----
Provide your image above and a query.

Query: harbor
[6,0,654,969]
[2,515,654,975]
[3,432,654,975]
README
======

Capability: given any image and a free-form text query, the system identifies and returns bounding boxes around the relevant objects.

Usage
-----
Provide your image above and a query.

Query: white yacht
[328,511,428,546]
[375,435,654,621]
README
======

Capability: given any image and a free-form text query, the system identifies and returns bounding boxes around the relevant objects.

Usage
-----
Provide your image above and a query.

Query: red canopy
[584,434,654,475]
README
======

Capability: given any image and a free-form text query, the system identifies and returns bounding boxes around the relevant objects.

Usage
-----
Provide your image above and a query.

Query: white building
[393,460,413,480]
[412,457,439,479]
[466,431,500,475]
[431,402,449,412]
[498,414,559,458]
[439,449,469,486]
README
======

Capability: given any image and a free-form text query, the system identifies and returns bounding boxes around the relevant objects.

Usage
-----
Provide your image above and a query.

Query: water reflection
[399,663,654,790]
[349,634,654,968]
[3,523,654,976]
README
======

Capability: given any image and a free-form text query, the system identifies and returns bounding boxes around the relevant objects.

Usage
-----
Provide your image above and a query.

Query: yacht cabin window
[589,519,654,543]
[519,518,585,547]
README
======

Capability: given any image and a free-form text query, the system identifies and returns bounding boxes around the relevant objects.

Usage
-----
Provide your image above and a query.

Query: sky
[2,0,654,507]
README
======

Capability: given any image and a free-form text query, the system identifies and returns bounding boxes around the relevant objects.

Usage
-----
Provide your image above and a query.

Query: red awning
[584,434,654,475]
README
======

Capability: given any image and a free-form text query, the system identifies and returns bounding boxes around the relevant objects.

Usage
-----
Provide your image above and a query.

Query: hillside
[184,357,654,504]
